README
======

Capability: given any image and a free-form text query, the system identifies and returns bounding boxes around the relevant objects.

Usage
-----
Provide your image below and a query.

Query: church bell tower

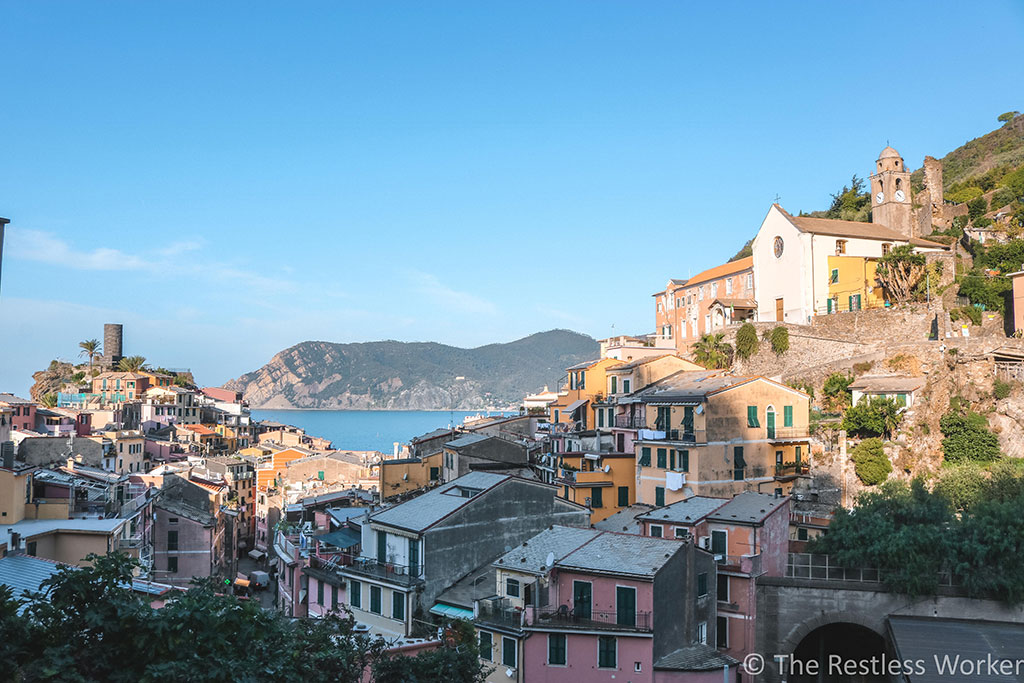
[870,146,914,239]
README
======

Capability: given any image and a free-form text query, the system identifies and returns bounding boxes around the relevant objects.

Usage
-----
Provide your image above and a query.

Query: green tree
[117,355,149,372]
[824,175,871,222]
[78,338,102,375]
[933,463,987,513]
[40,393,59,408]
[940,410,1001,463]
[735,323,759,359]
[952,495,1024,603]
[769,326,789,355]
[841,397,902,439]
[729,238,753,262]
[874,244,926,304]
[692,333,732,369]
[850,438,892,486]
[968,196,989,220]
[822,372,853,413]
[998,111,1020,124]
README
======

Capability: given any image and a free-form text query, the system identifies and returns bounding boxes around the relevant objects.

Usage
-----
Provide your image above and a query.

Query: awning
[247,549,266,561]
[563,399,588,415]
[429,603,474,620]
[316,528,361,550]
[582,453,601,461]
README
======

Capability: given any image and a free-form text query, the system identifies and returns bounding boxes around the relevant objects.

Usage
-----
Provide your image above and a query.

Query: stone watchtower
[869,146,914,239]
[103,323,123,367]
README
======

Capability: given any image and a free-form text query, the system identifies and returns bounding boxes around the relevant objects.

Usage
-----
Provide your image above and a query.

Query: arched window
[895,178,902,190]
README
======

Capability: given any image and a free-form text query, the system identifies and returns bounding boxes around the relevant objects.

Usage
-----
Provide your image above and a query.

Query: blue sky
[2,1,1022,396]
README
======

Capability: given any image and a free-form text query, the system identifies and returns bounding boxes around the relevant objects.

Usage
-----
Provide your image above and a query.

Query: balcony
[637,428,706,444]
[613,415,645,429]
[476,599,526,629]
[716,553,762,575]
[774,462,810,477]
[533,606,652,632]
[337,554,424,587]
[767,427,810,441]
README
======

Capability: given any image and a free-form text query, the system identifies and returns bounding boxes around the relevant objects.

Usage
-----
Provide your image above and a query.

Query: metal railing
[334,553,424,585]
[768,427,810,440]
[534,607,652,632]
[786,553,881,583]
[716,553,761,575]
[476,600,526,629]
[774,462,810,476]
[614,415,646,429]
[636,428,705,444]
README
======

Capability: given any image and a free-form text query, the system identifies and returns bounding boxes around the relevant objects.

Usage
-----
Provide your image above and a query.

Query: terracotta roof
[683,257,753,289]
[710,298,757,309]
[183,424,217,436]
[776,205,947,249]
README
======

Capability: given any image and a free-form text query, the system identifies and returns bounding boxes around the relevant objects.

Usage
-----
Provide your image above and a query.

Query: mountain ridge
[224,329,599,410]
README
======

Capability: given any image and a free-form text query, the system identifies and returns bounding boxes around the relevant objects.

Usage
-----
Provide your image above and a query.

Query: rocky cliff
[224,330,599,410]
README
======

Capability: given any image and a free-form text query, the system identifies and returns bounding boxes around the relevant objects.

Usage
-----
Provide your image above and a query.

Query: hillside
[224,330,599,410]
[911,112,1024,192]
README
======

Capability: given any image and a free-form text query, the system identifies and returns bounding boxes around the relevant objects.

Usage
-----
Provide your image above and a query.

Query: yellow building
[379,452,443,499]
[548,357,623,430]
[826,255,885,313]
[555,451,635,522]
[632,372,811,506]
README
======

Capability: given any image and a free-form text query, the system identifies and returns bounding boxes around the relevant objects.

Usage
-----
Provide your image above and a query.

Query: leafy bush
[822,372,853,412]
[735,323,759,360]
[853,361,874,374]
[1001,168,1024,199]
[998,111,1020,124]
[940,410,1001,463]
[842,397,902,439]
[950,305,982,326]
[947,186,984,204]
[769,326,789,355]
[994,378,1013,400]
[968,197,989,219]
[991,187,1016,209]
[974,216,994,229]
[958,274,1009,313]
[851,438,892,485]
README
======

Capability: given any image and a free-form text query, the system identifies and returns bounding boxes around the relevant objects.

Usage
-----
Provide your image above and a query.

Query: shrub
[994,378,1013,400]
[822,372,853,412]
[735,323,759,360]
[973,216,994,229]
[853,361,874,375]
[991,187,1016,210]
[968,197,989,220]
[950,305,983,326]
[769,326,789,355]
[1001,168,1024,199]
[947,187,984,204]
[851,438,892,486]
[842,397,902,439]
[940,410,1001,463]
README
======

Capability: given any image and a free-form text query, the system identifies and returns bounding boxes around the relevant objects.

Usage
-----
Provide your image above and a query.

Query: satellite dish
[695,404,704,414]
[603,465,610,473]
[545,551,555,568]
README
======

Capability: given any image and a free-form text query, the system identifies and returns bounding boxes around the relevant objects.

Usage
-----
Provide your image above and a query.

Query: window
[882,242,892,255]
[502,636,517,668]
[650,524,663,537]
[696,621,707,644]
[617,486,628,507]
[332,584,339,610]
[370,585,382,614]
[639,447,651,467]
[795,445,802,464]
[669,450,675,470]
[616,586,636,626]
[679,449,689,472]
[591,487,603,508]
[167,556,177,573]
[548,633,566,665]
[392,590,405,621]
[610,376,617,394]
[655,486,665,507]
[733,446,746,481]
[746,273,753,289]
[718,574,729,602]
[479,631,493,661]
[429,467,439,481]
[350,580,361,608]
[573,581,592,619]
[746,406,760,428]
[317,580,324,606]
[674,527,688,539]
[656,448,667,469]
[711,282,718,298]
[598,636,617,669]
[167,530,178,552]
[797,527,809,541]
[377,530,387,562]
[725,278,733,295]
[711,530,727,555]
[505,577,521,598]
[784,405,793,427]
[597,410,604,428]
[830,268,839,284]
[696,572,709,598]
[409,539,420,577]
[635,662,643,672]
[717,616,729,647]
[836,239,847,255]
[623,379,631,394]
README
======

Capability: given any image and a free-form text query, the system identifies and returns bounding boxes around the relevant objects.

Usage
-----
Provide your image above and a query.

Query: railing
[774,462,810,476]
[337,554,424,585]
[476,600,526,629]
[614,415,645,429]
[716,553,761,575]
[118,536,144,550]
[768,427,810,440]
[786,553,881,583]
[534,607,652,632]
[637,428,706,444]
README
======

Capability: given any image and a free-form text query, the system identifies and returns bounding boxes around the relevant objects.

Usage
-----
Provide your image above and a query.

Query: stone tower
[869,146,914,238]
[104,323,123,367]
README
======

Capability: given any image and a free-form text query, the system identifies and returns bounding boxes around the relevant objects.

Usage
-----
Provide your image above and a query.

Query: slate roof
[494,526,602,575]
[627,370,740,403]
[706,492,788,525]
[0,517,127,541]
[848,375,926,393]
[0,393,33,404]
[444,433,490,449]
[0,553,66,611]
[369,472,511,533]
[556,531,685,578]
[565,358,603,371]
[606,355,675,372]
[435,559,499,610]
[410,428,456,443]
[888,616,1024,683]
[654,644,738,671]
[153,497,215,526]
[593,504,654,534]
[637,496,728,525]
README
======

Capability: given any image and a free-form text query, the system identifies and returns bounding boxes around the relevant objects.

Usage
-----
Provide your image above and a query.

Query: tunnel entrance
[787,623,887,683]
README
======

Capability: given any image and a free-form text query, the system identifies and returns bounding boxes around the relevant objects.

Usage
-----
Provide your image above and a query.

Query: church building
[751,147,948,325]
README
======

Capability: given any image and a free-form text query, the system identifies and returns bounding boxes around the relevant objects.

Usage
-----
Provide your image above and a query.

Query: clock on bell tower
[869,146,914,239]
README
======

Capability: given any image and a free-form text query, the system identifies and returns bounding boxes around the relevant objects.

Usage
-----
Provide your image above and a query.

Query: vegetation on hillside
[841,397,902,440]
[811,465,1024,602]
[850,437,891,486]
[691,333,732,369]
[0,552,488,683]
[958,238,1024,313]
[940,397,1001,463]
[729,238,752,262]
[734,323,759,359]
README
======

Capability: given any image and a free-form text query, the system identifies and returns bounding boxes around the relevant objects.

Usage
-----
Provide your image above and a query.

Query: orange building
[255,447,310,489]
[547,357,623,431]
[653,256,755,352]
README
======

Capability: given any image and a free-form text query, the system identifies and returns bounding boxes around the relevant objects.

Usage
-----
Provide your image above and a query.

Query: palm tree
[117,355,149,372]
[79,339,102,375]
[692,333,733,370]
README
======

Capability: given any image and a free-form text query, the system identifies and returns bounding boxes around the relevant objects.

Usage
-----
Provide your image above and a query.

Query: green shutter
[657,448,667,468]
[784,405,793,427]
[591,487,603,508]
[597,410,604,428]
[617,486,628,507]
[639,447,651,467]
[611,377,617,394]
[747,406,760,427]
[680,450,689,472]
[655,486,665,507]
[669,450,676,470]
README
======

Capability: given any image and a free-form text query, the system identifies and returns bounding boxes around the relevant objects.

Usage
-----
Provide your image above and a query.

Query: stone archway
[781,614,887,683]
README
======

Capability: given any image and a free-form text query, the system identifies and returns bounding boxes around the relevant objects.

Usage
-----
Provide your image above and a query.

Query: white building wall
[752,206,811,323]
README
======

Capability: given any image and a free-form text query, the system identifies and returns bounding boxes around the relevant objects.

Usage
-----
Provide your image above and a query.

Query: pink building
[0,394,37,432]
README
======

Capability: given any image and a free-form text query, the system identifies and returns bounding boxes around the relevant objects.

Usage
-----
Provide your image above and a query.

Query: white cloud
[7,228,147,270]
[409,271,498,316]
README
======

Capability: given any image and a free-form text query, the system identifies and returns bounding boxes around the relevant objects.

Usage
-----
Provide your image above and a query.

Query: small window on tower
[895,178,902,189]
[835,240,847,255]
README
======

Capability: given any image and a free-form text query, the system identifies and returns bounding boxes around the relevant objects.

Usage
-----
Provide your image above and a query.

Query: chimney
[67,457,75,471]
[1,442,13,470]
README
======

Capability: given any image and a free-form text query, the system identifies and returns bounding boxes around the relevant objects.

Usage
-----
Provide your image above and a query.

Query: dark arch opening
[789,623,886,682]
